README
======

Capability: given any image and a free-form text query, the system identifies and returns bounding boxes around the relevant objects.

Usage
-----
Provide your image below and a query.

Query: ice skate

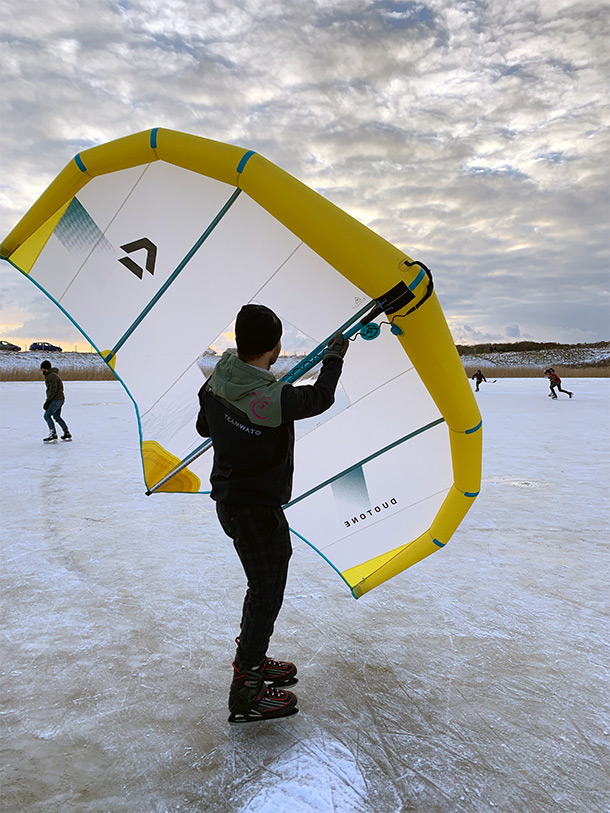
[43,431,57,443]
[260,656,298,686]
[234,638,297,686]
[228,663,298,723]
[61,430,72,441]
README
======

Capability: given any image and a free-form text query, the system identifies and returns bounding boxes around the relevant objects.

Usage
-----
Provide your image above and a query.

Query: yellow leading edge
[1,128,482,598]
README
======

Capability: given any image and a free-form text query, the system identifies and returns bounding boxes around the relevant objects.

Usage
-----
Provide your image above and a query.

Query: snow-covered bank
[0,350,114,380]
[462,343,610,374]
[2,342,609,381]
[1,378,609,812]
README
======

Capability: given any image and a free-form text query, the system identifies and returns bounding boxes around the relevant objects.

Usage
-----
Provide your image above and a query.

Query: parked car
[0,340,21,351]
[29,341,63,352]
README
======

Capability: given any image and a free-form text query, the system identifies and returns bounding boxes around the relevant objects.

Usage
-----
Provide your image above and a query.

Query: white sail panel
[31,165,148,300]
[252,241,370,344]
[291,367,443,498]
[138,362,208,462]
[286,422,452,573]
[109,190,302,419]
[32,163,237,352]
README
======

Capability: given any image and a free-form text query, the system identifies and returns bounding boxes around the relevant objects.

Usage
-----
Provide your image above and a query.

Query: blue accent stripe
[237,150,256,173]
[466,420,482,434]
[74,154,87,173]
[433,539,446,547]
[151,128,159,149]
[465,491,479,498]
[407,267,426,290]
[284,417,446,509]
[111,187,242,356]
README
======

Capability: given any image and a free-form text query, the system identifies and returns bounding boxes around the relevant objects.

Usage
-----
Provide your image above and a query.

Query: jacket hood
[207,351,286,427]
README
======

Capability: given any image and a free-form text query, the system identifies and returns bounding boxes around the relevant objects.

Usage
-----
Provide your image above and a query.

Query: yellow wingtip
[141,440,201,493]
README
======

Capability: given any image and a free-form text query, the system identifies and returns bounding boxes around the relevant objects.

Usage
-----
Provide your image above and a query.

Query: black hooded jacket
[196,352,343,505]
[43,368,65,409]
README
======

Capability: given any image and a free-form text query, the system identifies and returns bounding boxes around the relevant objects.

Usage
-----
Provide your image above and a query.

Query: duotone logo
[119,238,157,279]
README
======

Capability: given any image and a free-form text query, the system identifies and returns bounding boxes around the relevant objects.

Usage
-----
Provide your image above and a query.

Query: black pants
[550,382,572,397]
[216,503,292,671]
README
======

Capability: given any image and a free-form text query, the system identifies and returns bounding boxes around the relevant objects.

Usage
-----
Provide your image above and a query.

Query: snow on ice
[1,376,609,812]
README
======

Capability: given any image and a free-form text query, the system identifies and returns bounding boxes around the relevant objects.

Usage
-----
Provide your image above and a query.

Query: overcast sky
[1,0,608,350]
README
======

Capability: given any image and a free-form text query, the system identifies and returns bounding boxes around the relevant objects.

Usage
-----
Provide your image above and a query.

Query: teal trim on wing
[281,300,376,383]
[111,187,242,356]
[466,420,482,434]
[150,128,159,149]
[433,538,446,547]
[464,491,480,498]
[74,154,87,173]
[284,416,446,509]
[288,527,358,599]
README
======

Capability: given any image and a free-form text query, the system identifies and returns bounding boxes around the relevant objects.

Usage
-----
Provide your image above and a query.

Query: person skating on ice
[544,368,573,399]
[196,304,348,722]
[472,369,487,392]
[40,360,72,442]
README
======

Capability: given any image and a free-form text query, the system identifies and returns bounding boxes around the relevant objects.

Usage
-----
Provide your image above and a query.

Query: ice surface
[1,377,609,812]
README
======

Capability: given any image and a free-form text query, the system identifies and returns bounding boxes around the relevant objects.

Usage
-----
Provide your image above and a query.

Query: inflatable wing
[0,129,482,597]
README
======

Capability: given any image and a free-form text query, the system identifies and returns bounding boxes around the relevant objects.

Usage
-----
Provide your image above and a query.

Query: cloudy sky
[1,0,608,350]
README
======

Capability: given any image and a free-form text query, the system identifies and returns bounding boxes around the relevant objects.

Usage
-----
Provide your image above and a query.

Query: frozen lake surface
[1,377,609,812]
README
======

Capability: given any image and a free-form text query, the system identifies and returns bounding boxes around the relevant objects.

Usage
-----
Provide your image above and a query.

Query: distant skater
[40,360,72,442]
[472,369,487,392]
[544,368,573,399]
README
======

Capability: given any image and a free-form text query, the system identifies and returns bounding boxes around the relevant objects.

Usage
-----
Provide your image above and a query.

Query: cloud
[505,323,521,338]
[0,0,608,345]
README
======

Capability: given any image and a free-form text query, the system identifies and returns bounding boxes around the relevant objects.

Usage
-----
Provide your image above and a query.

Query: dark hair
[40,360,52,370]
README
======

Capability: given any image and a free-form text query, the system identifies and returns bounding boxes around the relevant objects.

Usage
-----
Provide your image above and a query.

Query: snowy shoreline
[1,345,608,380]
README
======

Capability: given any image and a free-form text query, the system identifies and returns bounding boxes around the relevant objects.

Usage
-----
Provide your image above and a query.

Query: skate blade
[228,707,299,724]
[61,438,73,442]
[43,440,58,444]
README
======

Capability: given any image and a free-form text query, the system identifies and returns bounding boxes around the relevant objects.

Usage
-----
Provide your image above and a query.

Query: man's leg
[51,401,69,433]
[216,503,292,670]
[43,404,56,432]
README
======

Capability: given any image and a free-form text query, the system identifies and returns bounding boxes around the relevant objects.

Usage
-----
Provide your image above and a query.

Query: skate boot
[228,663,298,723]
[61,430,72,441]
[233,638,297,686]
[43,431,57,443]
[261,657,298,687]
